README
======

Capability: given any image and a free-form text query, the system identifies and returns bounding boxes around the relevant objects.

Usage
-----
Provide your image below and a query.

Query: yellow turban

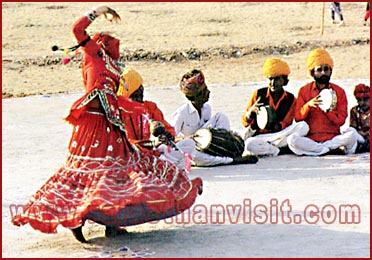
[306,48,334,73]
[117,68,143,97]
[262,58,291,77]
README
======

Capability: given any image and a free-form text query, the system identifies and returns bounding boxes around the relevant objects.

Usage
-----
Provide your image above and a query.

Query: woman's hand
[94,6,121,22]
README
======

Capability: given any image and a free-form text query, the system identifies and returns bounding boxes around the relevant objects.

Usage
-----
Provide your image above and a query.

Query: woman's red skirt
[12,110,202,233]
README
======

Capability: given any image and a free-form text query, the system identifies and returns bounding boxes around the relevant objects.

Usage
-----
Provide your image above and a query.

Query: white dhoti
[192,150,233,167]
[172,109,234,167]
[244,121,309,156]
[287,125,358,156]
[287,135,330,156]
[342,127,366,143]
[157,139,195,170]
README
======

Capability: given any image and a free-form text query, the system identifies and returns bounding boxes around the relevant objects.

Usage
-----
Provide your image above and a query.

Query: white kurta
[170,101,233,166]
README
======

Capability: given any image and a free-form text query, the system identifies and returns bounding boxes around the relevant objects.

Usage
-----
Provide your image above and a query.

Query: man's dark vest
[256,87,295,123]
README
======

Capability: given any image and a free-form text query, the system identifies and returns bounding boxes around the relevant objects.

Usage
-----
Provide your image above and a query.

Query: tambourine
[318,88,337,112]
[256,105,276,130]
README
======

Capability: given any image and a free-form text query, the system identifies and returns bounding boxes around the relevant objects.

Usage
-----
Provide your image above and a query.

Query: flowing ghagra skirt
[12,110,202,233]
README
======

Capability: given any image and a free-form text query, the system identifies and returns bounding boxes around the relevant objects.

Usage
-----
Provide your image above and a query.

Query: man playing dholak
[287,48,358,156]
[117,68,195,171]
[242,58,308,157]
[171,69,258,166]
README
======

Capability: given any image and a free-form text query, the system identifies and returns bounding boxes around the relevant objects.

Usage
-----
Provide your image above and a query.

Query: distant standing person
[330,2,345,26]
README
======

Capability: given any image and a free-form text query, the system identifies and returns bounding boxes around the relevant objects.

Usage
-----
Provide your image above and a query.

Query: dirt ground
[3,83,370,257]
[2,2,370,258]
[2,2,370,97]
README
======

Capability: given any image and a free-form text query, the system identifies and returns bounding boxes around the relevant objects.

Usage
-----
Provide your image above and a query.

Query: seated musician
[347,84,370,153]
[287,48,358,155]
[242,58,308,157]
[171,69,258,166]
[117,68,195,170]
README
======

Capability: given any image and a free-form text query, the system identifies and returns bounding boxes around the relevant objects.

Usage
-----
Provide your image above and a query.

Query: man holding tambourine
[287,48,358,156]
[241,58,309,157]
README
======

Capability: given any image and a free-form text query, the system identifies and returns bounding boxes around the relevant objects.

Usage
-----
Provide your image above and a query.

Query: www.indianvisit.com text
[10,198,361,225]
[152,199,361,225]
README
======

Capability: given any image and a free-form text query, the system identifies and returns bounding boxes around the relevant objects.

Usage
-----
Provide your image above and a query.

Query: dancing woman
[12,6,202,243]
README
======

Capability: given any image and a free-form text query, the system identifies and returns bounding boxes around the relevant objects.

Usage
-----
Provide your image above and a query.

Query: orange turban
[354,84,370,98]
[179,69,206,96]
[306,48,334,74]
[117,68,143,97]
[262,58,291,77]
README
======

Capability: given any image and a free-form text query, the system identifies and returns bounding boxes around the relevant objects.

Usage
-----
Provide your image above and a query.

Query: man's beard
[314,75,330,84]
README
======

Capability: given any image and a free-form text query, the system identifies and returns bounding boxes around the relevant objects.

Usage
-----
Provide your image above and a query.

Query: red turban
[354,84,370,98]
[179,69,206,96]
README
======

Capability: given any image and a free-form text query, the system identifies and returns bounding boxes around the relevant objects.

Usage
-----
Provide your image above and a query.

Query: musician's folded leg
[176,139,196,155]
[245,137,280,157]
[322,130,358,154]
[192,150,233,166]
[157,139,196,168]
[287,134,329,156]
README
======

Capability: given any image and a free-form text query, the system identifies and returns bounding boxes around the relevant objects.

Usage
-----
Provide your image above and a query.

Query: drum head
[256,106,268,130]
[318,89,336,112]
[193,128,212,150]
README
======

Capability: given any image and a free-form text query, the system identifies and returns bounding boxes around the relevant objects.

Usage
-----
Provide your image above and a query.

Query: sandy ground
[1,1,371,258]
[2,79,370,258]
[1,2,370,97]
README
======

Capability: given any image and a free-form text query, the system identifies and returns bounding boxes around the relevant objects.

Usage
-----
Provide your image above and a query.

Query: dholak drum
[318,88,337,112]
[256,105,277,130]
[192,128,244,159]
